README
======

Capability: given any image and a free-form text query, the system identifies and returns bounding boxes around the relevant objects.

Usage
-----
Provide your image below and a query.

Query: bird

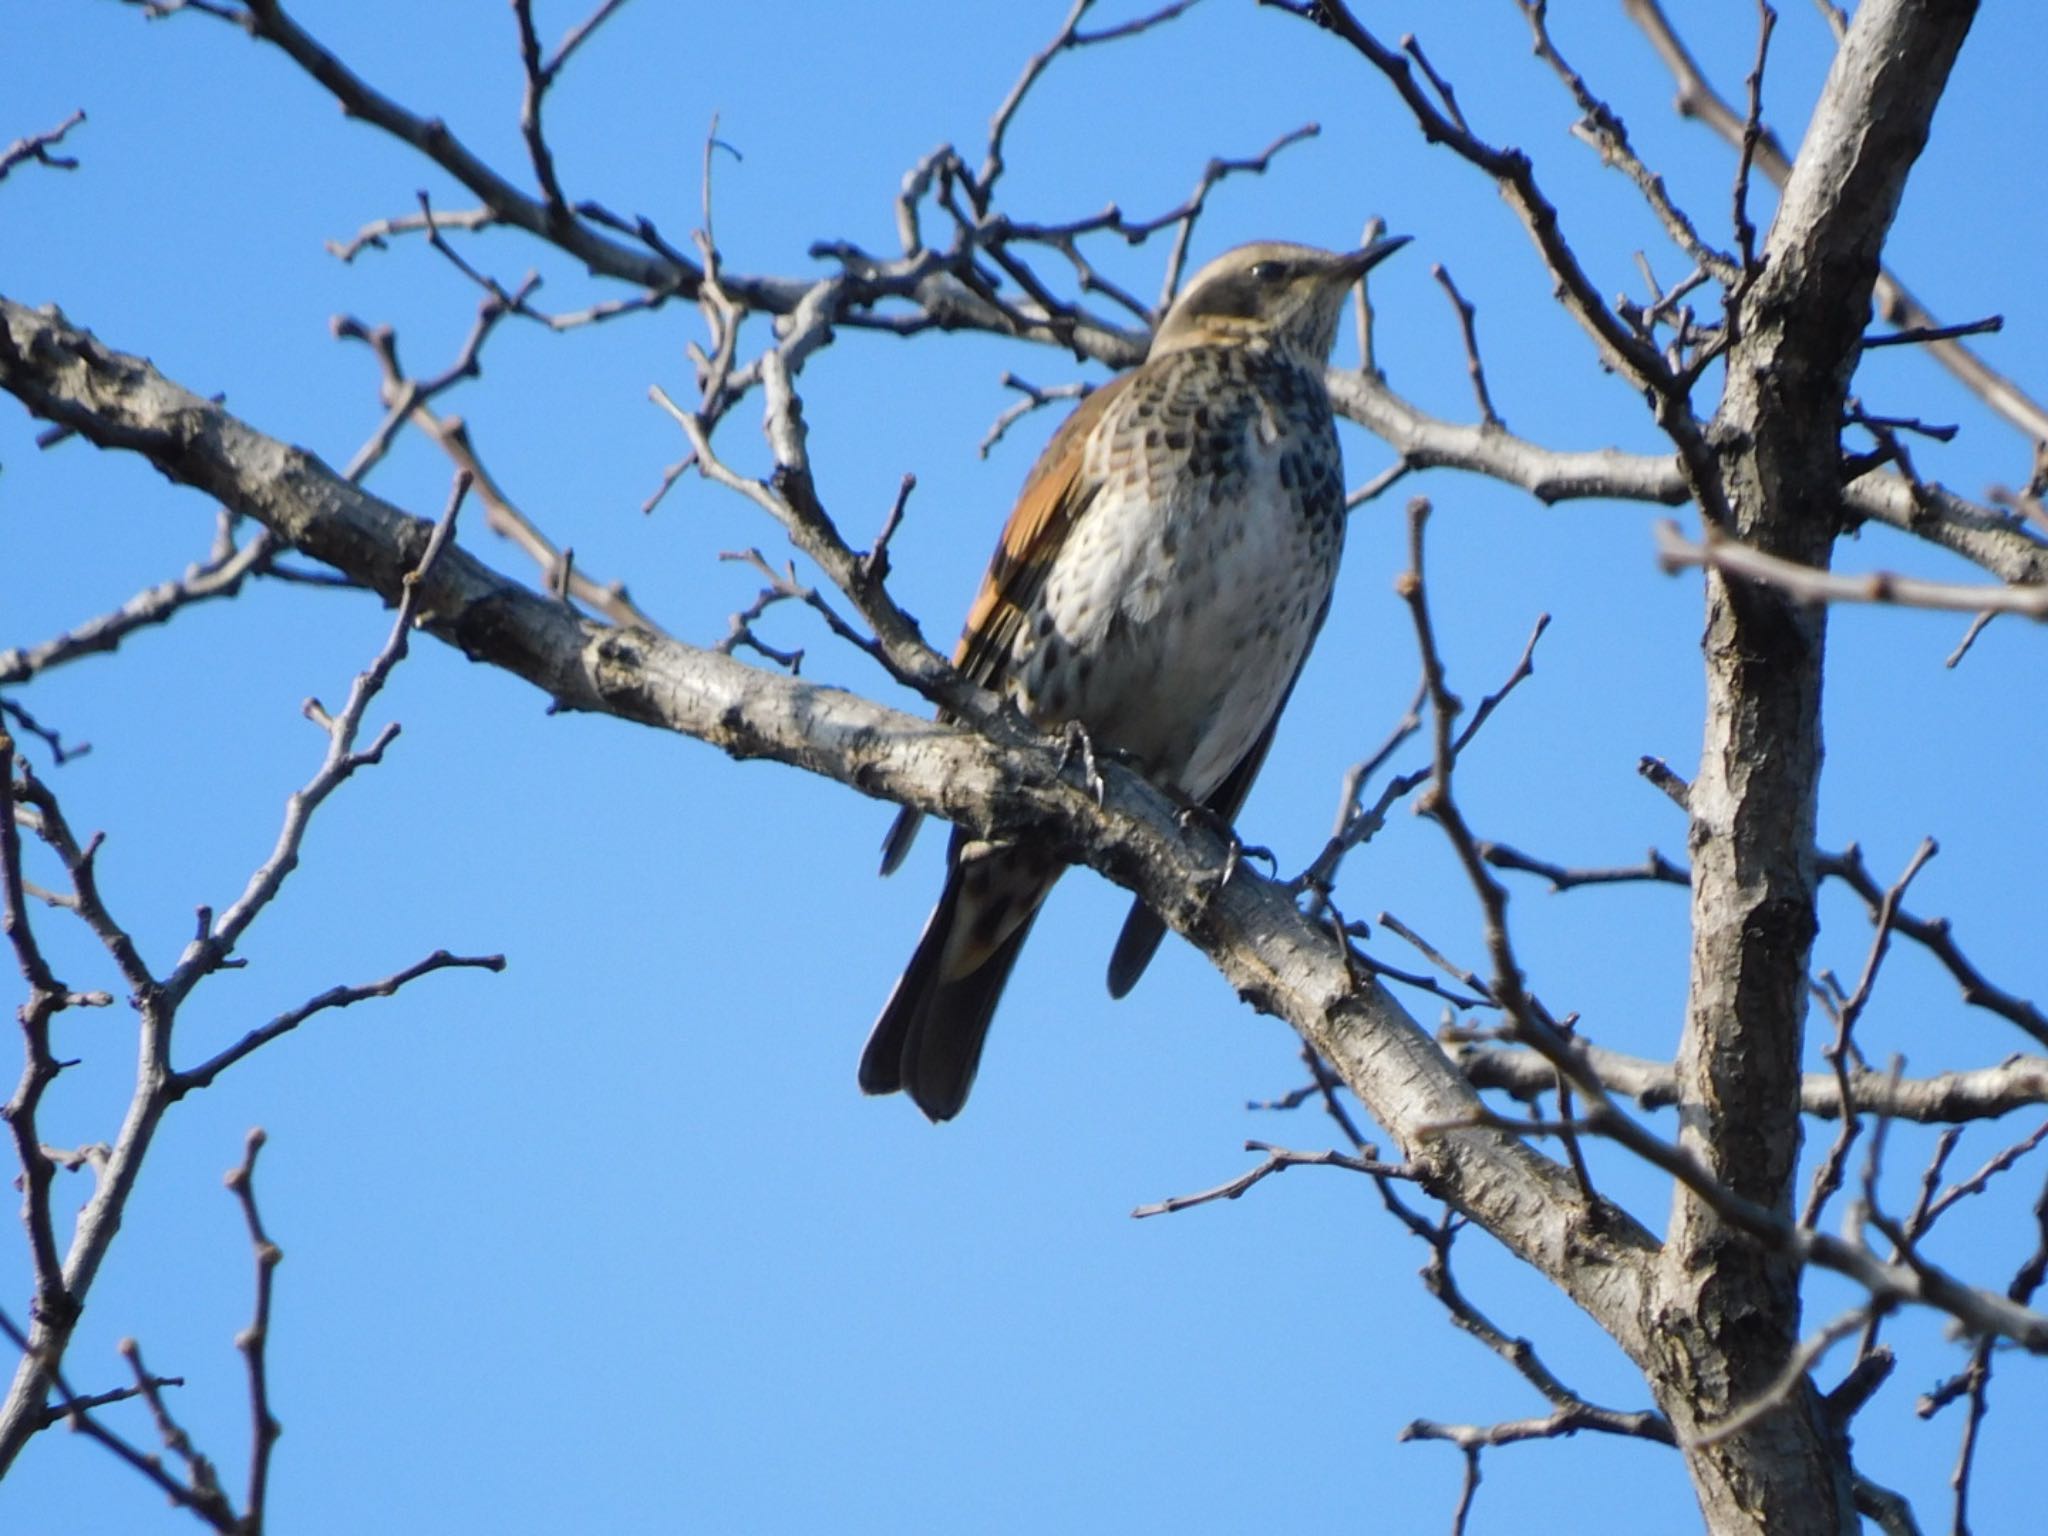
[861,236,1409,1122]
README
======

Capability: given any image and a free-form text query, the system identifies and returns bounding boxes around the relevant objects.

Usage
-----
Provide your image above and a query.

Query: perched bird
[862,236,1409,1121]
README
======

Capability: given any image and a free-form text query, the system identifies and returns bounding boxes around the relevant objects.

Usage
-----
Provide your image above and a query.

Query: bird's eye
[1248,260,1289,283]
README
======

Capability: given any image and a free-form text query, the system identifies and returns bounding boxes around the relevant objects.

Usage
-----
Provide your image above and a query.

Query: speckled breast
[1010,343,1346,800]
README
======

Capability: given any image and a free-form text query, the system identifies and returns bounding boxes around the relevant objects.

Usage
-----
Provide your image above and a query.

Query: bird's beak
[1335,234,1411,283]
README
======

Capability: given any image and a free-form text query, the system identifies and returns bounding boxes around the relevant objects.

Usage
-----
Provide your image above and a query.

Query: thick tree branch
[0,290,1672,1367]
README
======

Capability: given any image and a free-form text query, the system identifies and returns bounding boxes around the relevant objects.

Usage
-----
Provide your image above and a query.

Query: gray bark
[1647,2,1978,1530]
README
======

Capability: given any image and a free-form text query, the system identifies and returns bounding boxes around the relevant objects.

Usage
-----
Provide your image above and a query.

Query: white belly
[1016,417,1341,800]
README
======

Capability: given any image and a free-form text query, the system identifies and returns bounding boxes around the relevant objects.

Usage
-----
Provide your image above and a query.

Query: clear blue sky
[5,3,2046,1531]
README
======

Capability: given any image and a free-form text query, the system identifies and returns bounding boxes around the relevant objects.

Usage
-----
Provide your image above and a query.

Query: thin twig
[1730,1,1778,280]
[170,950,506,1095]
[163,471,475,1008]
[1,528,283,686]
[0,111,87,182]
[1431,264,1501,428]
[978,375,1093,459]
[225,1129,280,1525]
[1622,0,2048,446]
[0,700,89,764]
[1802,839,1936,1229]
[1131,1141,1416,1218]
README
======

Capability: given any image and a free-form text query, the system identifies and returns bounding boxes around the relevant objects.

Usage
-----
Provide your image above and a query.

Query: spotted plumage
[863,237,1409,1121]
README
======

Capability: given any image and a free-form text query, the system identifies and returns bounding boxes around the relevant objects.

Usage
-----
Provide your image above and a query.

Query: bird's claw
[1171,801,1274,887]
[1057,719,1107,805]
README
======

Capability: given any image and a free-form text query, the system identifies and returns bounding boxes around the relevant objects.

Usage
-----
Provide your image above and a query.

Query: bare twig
[0,111,87,183]
[225,1129,280,1526]
[1942,610,1996,669]
[1622,0,2048,446]
[650,305,967,709]
[1,527,284,686]
[163,473,473,1008]
[1356,949,1495,1014]
[1865,315,2002,349]
[1295,614,1546,901]
[510,0,634,222]
[1377,912,1493,1006]
[1,737,74,1332]
[327,204,498,263]
[1514,4,1737,285]
[1399,34,1469,133]
[973,0,1205,218]
[334,311,667,633]
[1131,1141,1415,1218]
[0,470,500,1473]
[1819,843,2048,1052]
[122,1337,235,1527]
[0,1306,224,1530]
[712,550,809,673]
[1402,1400,1673,1452]
[1431,264,1501,428]
[1730,2,1778,280]
[862,474,917,586]
[1916,1120,2048,1230]
[1802,839,1936,1230]
[1393,1174,1671,1533]
[171,950,506,1095]
[1481,840,1688,892]
[978,375,1093,459]
[1279,0,1731,524]
[1389,496,2048,1350]
[0,700,89,765]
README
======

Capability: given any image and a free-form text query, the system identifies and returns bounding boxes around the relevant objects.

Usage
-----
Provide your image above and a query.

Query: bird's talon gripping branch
[1172,798,1273,887]
[1056,718,1108,806]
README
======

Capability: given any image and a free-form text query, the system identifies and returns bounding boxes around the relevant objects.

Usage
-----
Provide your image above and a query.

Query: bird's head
[1149,236,1410,363]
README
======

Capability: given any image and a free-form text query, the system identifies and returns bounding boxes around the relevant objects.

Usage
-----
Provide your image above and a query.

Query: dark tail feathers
[1105,898,1167,999]
[860,864,1041,1122]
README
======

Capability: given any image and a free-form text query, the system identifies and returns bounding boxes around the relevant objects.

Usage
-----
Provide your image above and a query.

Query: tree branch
[1658,520,2048,618]
[0,112,87,183]
[0,289,1678,1376]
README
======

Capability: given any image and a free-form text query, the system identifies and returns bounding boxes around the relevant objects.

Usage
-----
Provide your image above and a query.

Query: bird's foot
[1171,800,1275,888]
[1056,719,1108,805]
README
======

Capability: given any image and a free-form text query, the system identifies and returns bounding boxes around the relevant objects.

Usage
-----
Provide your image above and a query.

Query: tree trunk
[1650,2,1977,1528]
